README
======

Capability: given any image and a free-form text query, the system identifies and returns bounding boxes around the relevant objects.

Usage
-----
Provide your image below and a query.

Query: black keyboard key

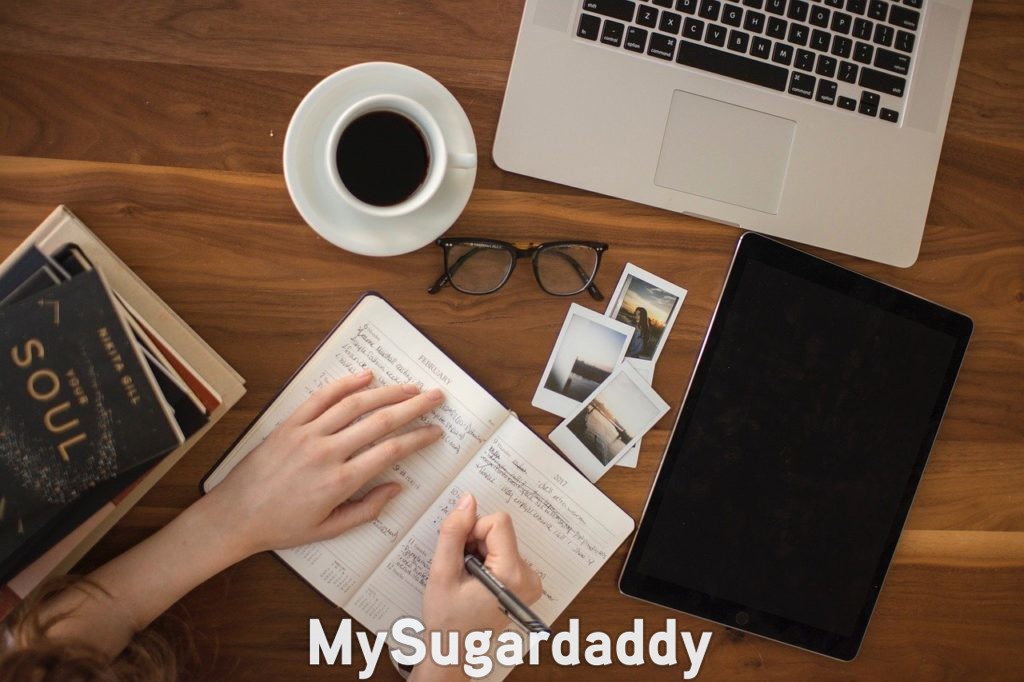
[860,65,906,95]
[767,15,788,37]
[789,22,809,45]
[722,3,743,25]
[601,19,626,45]
[847,0,867,13]
[875,46,910,73]
[728,29,751,51]
[859,90,879,116]
[751,35,772,57]
[699,0,722,20]
[772,42,794,64]
[583,0,637,21]
[825,0,844,7]
[811,29,831,51]
[816,54,837,76]
[853,17,873,39]
[654,0,674,6]
[705,23,728,45]
[789,71,816,98]
[660,10,683,32]
[895,29,915,52]
[648,32,678,57]
[831,11,852,33]
[796,48,815,70]
[809,5,831,27]
[880,107,899,122]
[743,0,765,6]
[903,0,921,8]
[832,36,853,57]
[625,26,649,50]
[889,4,919,29]
[854,41,874,63]
[676,39,789,89]
[638,5,660,26]
[766,0,787,14]
[868,0,888,20]
[577,13,602,39]
[838,95,857,110]
[677,0,700,13]
[683,16,706,38]
[874,23,894,46]
[816,78,838,103]
[744,10,766,31]
[788,0,809,21]
[838,60,859,82]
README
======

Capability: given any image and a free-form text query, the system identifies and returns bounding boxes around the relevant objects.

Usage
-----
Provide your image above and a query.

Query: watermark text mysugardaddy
[310,617,712,679]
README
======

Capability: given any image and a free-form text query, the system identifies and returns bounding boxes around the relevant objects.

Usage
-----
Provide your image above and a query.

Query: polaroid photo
[605,263,687,370]
[550,363,670,482]
[615,359,655,468]
[532,303,634,418]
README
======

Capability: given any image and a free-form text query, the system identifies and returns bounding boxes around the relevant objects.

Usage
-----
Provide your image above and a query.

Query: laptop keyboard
[576,0,922,123]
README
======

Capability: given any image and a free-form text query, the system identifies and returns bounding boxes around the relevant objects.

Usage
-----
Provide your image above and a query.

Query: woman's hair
[0,576,194,681]
[634,307,650,339]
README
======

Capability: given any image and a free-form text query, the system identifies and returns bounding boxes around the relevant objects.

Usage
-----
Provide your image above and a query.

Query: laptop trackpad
[655,91,796,215]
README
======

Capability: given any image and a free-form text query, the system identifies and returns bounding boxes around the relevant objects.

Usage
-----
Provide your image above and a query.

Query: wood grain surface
[1,1,1021,679]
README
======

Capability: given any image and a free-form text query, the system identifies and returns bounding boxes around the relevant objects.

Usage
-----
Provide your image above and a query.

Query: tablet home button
[735,611,750,626]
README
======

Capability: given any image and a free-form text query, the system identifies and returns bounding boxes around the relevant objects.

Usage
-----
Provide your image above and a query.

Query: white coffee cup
[324,94,476,219]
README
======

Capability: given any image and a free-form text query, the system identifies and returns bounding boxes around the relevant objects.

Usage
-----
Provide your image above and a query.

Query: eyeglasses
[427,238,608,299]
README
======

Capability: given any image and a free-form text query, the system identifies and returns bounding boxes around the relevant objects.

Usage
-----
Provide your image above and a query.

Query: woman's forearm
[37,490,250,657]
[16,377,444,659]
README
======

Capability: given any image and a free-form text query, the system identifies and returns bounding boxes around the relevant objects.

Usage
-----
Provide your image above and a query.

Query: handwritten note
[346,417,635,632]
[203,296,509,605]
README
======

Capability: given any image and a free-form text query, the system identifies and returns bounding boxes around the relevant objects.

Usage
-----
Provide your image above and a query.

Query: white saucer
[283,62,476,257]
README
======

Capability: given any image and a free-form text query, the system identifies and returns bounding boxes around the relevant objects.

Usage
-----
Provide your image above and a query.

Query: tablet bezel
[619,233,973,661]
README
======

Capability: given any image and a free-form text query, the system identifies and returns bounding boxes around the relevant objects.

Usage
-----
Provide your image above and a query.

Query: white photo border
[604,263,688,369]
[532,303,634,418]
[549,363,670,482]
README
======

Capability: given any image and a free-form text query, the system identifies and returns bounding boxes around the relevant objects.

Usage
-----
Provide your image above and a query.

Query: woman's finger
[331,388,444,454]
[429,493,478,585]
[470,512,521,568]
[285,370,373,426]
[316,483,401,539]
[310,383,422,436]
[342,424,444,485]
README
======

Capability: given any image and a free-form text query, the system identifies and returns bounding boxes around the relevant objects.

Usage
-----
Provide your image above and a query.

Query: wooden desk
[1,2,1021,679]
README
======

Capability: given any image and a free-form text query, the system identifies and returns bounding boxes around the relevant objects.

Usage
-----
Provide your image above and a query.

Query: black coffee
[336,111,429,207]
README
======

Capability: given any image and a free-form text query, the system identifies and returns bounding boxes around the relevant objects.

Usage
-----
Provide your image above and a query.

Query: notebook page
[345,416,635,637]
[203,295,509,605]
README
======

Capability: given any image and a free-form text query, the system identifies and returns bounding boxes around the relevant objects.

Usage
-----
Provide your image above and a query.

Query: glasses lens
[446,243,514,294]
[535,245,599,295]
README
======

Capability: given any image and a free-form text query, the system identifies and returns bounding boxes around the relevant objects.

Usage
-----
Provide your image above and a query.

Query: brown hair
[0,576,195,681]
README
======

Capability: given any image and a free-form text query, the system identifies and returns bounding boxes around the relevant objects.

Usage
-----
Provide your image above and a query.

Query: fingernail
[358,369,372,378]
[403,384,420,395]
[456,493,473,510]
[426,388,444,402]
[388,485,402,499]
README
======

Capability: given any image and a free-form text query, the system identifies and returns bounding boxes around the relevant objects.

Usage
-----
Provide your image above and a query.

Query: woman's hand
[417,494,542,670]
[206,369,444,558]
[21,369,445,660]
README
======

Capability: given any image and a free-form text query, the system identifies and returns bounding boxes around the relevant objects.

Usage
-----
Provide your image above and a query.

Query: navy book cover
[0,270,181,564]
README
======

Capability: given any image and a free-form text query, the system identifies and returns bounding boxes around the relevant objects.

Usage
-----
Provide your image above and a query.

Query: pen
[464,554,551,635]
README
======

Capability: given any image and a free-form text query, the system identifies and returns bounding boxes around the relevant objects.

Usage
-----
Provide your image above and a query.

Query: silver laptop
[494,0,972,267]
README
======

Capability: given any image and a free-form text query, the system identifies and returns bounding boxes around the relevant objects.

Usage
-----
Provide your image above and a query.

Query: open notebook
[202,294,634,671]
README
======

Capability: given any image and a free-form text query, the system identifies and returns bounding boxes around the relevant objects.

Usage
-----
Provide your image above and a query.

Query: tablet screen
[621,234,972,659]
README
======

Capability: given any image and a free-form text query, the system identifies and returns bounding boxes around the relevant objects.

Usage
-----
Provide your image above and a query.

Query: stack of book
[0,206,245,617]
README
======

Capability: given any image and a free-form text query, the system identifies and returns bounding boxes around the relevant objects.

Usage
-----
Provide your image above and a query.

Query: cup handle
[448,151,477,170]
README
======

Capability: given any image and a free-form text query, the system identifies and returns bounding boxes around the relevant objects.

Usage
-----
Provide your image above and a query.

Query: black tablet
[619,234,973,660]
